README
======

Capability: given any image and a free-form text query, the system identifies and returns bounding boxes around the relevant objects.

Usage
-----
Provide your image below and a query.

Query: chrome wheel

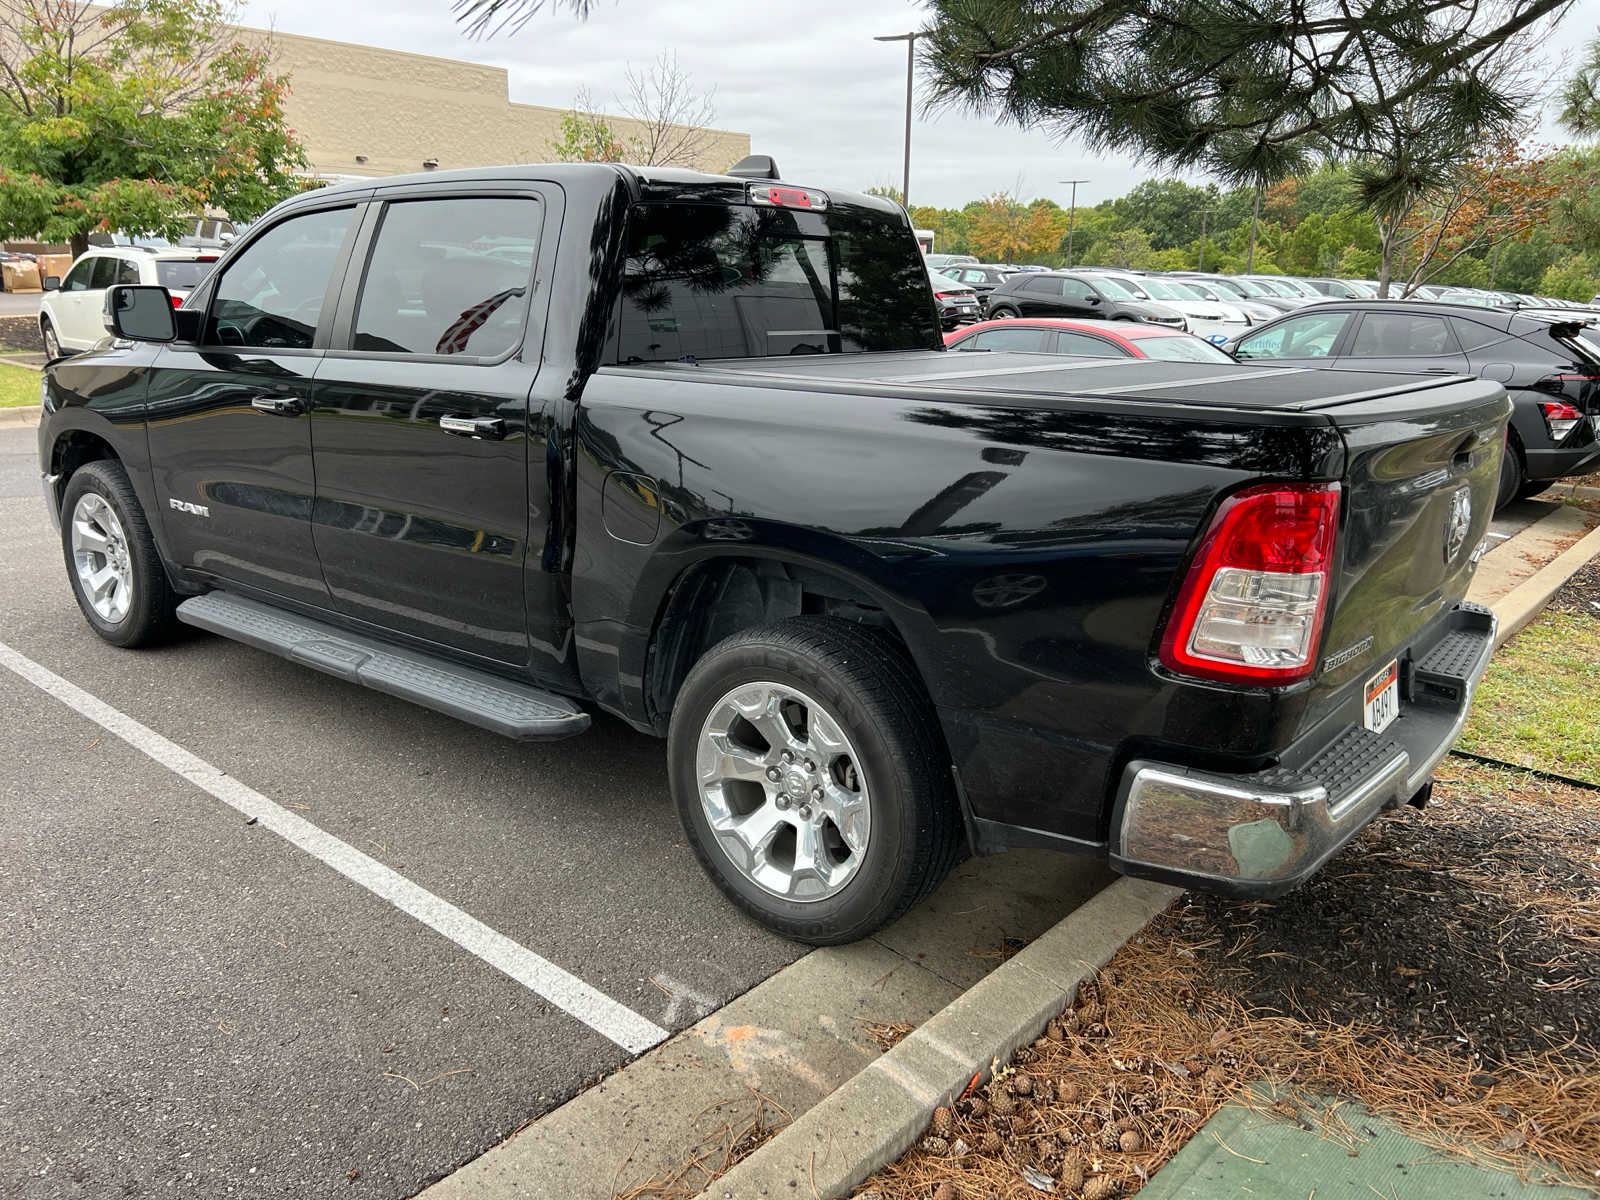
[696,681,871,902]
[41,320,60,359]
[70,493,133,623]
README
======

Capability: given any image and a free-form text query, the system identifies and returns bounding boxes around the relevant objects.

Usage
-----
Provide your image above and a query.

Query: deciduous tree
[0,0,307,255]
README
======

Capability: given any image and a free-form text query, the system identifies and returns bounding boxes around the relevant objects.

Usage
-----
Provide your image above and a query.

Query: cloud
[241,0,1598,209]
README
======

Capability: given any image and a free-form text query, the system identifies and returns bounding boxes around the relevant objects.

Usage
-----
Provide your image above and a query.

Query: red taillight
[195,255,218,263]
[170,294,183,309]
[1159,483,1342,684]
[1541,400,1583,441]
[934,291,957,300]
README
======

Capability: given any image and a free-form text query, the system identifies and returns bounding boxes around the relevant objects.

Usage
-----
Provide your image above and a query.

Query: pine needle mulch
[850,770,1600,1200]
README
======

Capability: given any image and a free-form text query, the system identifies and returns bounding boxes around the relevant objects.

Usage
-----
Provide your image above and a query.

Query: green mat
[1137,1090,1593,1200]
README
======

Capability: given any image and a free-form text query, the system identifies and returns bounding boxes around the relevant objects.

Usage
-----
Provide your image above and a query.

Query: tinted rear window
[156,259,214,290]
[617,201,939,362]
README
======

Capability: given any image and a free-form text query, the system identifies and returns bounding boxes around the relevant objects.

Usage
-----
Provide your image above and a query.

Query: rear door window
[1348,313,1460,357]
[206,207,354,350]
[351,196,540,358]
[114,258,142,286]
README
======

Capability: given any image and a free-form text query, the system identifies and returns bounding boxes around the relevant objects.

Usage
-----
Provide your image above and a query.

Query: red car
[944,317,1236,363]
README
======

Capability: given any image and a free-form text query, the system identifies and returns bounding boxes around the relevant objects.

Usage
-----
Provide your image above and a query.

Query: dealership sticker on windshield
[1363,659,1399,734]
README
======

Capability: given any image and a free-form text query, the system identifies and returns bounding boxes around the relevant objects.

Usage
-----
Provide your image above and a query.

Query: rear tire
[987,305,1019,319]
[1516,479,1554,500]
[60,460,177,648]
[667,616,961,945]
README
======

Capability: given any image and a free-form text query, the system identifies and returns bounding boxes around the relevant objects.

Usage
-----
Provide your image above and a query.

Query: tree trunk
[1376,221,1394,299]
[1247,188,1260,272]
[69,231,89,259]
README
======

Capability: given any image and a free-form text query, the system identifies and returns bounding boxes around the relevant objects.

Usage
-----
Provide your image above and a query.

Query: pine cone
[1062,1009,1083,1033]
[1012,1074,1033,1097]
[1033,1078,1055,1104]
[1059,1151,1086,1192]
[920,1136,949,1156]
[1083,1176,1120,1200]
[1056,1077,1081,1104]
[1112,1117,1137,1135]
[1083,1114,1103,1134]
[1011,1138,1035,1166]
[963,1096,988,1119]
[987,1085,1016,1117]
[1201,1065,1228,1092]
[1047,1018,1067,1041]
[1079,1000,1103,1023]
[1037,1136,1061,1164]
[1120,1130,1145,1153]
[931,1106,955,1139]
[978,1130,1002,1155]
[1100,1124,1122,1151]
[932,1184,957,1200]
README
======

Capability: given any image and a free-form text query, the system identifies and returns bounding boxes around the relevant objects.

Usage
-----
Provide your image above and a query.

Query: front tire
[667,617,961,945]
[40,316,62,360]
[987,305,1019,319]
[60,460,177,647]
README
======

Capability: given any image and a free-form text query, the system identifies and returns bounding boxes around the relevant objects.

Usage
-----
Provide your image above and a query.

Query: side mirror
[42,276,60,291]
[103,285,177,342]
[1084,295,1100,304]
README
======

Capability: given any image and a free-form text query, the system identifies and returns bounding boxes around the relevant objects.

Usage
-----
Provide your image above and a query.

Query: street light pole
[1059,178,1088,267]
[875,31,920,208]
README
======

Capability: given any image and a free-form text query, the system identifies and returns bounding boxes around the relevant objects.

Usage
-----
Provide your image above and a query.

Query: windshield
[1139,278,1187,301]
[1249,277,1297,297]
[1137,335,1235,363]
[618,201,940,361]
[1091,276,1141,300]
[1218,277,1267,297]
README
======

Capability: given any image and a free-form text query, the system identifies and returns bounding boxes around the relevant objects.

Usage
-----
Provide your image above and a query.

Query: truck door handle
[439,415,506,440]
[250,395,303,416]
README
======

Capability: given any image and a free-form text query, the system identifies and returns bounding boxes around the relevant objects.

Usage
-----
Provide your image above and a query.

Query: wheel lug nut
[766,767,781,782]
[781,750,794,764]
[775,796,789,810]
[804,759,816,772]
[811,786,823,801]
[798,806,812,820]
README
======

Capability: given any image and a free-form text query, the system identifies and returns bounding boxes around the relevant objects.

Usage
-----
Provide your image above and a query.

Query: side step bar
[176,592,590,741]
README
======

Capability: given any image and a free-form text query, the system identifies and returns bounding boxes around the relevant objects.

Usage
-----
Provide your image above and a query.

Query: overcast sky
[238,0,1600,210]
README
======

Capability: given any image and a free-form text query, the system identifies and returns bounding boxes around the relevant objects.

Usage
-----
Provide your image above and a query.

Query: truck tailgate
[1307,378,1509,721]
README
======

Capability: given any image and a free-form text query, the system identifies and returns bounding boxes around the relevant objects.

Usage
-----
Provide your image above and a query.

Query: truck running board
[176,592,591,741]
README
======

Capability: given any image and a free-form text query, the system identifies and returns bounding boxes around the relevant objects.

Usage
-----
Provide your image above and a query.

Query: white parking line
[0,638,669,1056]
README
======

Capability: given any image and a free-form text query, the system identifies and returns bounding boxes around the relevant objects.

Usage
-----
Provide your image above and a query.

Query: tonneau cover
[641,350,1489,413]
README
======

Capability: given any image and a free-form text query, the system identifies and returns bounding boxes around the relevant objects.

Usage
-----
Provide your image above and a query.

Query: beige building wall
[262,26,750,181]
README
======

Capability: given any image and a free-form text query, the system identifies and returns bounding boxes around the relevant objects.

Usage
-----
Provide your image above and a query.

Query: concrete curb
[1487,519,1600,647]
[693,877,1180,1200]
[0,404,41,428]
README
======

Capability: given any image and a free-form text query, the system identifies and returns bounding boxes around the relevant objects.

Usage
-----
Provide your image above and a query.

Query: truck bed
[631,351,1489,415]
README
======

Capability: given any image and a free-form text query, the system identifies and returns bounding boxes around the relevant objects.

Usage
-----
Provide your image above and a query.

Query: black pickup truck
[38,161,1505,944]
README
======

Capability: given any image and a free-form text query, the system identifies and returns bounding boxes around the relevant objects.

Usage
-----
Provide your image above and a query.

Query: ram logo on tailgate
[1445,486,1472,562]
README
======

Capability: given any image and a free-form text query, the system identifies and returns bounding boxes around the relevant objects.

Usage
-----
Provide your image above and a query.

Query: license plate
[1363,659,1399,734]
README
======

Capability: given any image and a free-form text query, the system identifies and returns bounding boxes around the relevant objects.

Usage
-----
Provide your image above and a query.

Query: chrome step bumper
[1108,602,1497,897]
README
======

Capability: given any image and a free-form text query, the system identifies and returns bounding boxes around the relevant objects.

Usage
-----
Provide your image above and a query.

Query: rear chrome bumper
[1108,602,1497,897]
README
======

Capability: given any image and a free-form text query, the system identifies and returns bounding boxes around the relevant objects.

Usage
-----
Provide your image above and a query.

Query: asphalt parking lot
[0,422,1120,1199]
[0,420,1564,1200]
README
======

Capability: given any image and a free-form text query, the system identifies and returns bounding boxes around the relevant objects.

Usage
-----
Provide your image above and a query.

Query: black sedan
[1231,300,1600,507]
[982,270,1187,328]
[937,263,1016,300]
